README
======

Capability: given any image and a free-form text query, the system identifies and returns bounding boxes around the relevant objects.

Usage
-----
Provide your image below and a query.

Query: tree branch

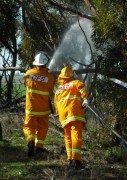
[0,67,126,80]
[47,0,93,20]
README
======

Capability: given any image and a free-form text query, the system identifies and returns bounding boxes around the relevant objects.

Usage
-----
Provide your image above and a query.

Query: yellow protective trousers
[63,121,84,161]
[23,114,49,148]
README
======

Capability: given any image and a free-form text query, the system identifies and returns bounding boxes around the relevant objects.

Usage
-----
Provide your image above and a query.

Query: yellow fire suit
[54,77,88,161]
[23,66,54,148]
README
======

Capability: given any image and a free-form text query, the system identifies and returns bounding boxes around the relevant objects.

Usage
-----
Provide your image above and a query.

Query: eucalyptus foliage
[92,0,127,79]
[92,0,127,144]
[19,0,66,67]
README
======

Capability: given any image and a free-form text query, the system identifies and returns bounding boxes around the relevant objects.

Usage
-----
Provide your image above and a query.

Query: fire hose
[83,103,127,151]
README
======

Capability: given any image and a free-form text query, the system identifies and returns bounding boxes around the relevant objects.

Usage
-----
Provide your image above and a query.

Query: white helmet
[33,52,49,66]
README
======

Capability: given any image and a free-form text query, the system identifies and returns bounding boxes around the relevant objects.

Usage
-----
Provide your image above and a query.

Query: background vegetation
[0,0,127,179]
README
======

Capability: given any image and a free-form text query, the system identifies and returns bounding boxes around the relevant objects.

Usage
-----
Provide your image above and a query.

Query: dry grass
[0,113,127,180]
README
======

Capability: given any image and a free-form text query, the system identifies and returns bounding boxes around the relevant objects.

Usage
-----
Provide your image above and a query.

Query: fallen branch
[0,66,126,80]
[0,66,96,74]
[0,67,26,73]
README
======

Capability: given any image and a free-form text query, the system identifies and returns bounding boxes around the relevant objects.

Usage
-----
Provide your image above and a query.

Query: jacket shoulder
[25,69,33,76]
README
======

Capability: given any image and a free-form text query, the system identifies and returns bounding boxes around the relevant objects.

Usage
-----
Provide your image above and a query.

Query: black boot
[35,147,49,155]
[68,159,72,166]
[71,160,85,172]
[28,141,35,157]
[66,159,72,167]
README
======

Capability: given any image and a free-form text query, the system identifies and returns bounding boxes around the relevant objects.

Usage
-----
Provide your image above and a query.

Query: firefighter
[23,51,54,157]
[54,66,88,171]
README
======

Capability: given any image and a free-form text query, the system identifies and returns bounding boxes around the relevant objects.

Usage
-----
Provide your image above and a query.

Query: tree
[92,0,127,144]
[0,0,21,102]
[92,0,127,79]
[19,0,67,67]
[0,0,92,105]
[18,0,91,67]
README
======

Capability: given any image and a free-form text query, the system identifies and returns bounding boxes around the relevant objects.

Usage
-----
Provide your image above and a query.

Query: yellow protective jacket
[54,77,88,128]
[25,66,54,116]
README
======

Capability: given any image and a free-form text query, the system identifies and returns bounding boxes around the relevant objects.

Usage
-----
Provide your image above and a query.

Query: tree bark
[0,123,3,141]
[47,0,93,20]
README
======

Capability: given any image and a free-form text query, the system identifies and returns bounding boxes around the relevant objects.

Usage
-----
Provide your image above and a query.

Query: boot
[67,159,72,166]
[35,147,49,155]
[28,141,35,157]
[71,160,85,172]
[66,159,72,168]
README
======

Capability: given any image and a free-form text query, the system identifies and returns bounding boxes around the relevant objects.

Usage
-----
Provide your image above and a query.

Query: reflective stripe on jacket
[54,78,88,127]
[25,66,54,116]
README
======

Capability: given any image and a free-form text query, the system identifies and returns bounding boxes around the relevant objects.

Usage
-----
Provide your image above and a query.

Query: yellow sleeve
[77,80,88,99]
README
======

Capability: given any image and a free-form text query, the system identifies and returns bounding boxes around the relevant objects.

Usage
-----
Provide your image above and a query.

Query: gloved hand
[82,99,88,107]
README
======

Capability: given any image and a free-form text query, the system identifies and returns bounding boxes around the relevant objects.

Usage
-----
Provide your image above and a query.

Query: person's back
[54,70,87,128]
[54,66,88,172]
[25,66,54,115]
[23,51,54,157]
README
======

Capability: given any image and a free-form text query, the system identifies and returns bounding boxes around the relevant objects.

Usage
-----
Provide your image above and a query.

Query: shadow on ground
[0,140,127,179]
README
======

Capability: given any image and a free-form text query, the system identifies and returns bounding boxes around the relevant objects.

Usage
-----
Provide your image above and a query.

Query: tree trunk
[7,71,15,102]
[0,75,2,99]
[0,123,3,140]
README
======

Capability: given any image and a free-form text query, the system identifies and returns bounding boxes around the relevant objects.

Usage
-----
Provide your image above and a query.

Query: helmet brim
[59,74,73,78]
[33,59,48,66]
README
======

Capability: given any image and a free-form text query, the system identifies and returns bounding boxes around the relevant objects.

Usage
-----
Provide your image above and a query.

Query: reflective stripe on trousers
[23,115,49,148]
[64,121,84,160]
[61,116,86,127]
[26,134,35,143]
[26,136,45,147]
[26,109,51,116]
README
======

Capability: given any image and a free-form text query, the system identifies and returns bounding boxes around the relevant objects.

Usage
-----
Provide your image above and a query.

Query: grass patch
[0,115,127,179]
